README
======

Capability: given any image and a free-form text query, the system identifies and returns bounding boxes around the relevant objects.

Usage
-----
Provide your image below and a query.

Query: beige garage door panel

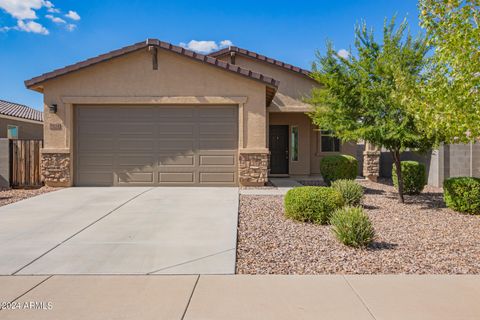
[76,105,238,186]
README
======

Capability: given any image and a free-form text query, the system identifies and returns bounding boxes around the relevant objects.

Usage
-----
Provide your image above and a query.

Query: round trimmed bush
[392,161,426,195]
[284,186,344,224]
[443,177,480,215]
[320,155,358,185]
[331,179,364,206]
[330,207,374,248]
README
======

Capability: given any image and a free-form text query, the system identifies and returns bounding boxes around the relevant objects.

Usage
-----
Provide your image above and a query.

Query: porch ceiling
[267,92,313,112]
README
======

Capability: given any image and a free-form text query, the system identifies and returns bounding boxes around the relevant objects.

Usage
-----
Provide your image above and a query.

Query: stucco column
[41,101,73,187]
[237,98,269,186]
[363,142,380,182]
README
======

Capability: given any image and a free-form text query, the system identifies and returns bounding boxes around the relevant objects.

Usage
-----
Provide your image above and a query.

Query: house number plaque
[49,123,62,130]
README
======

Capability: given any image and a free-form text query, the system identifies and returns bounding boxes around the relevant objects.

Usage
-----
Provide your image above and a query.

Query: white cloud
[220,40,233,47]
[337,49,350,59]
[0,25,12,32]
[0,0,44,19]
[180,40,218,53]
[45,14,65,23]
[66,23,76,31]
[65,10,80,20]
[44,1,59,13]
[179,39,234,54]
[16,19,48,35]
[0,0,79,35]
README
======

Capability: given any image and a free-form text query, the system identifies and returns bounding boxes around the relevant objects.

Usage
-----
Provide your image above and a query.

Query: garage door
[75,105,238,186]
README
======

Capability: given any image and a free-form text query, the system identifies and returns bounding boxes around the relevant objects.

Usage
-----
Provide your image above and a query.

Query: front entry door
[269,125,289,174]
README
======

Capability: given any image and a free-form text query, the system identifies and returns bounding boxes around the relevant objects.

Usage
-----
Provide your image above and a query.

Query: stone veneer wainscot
[239,152,269,186]
[41,152,71,187]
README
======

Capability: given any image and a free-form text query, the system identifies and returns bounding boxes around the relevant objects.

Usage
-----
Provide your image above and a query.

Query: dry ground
[237,180,480,274]
[0,187,59,207]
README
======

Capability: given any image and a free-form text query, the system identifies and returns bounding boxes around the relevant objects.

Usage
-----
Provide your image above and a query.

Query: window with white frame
[291,126,299,161]
[7,125,18,139]
[320,130,340,152]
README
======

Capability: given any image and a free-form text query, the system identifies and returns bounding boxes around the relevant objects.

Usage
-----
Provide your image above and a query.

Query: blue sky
[0,0,421,110]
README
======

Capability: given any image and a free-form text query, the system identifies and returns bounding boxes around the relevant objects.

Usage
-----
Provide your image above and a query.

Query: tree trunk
[392,150,405,203]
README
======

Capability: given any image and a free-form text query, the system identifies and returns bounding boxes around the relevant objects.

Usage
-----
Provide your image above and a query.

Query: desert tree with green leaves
[308,17,436,203]
[416,0,480,143]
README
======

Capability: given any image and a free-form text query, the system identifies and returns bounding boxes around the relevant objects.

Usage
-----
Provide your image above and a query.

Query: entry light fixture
[49,104,57,113]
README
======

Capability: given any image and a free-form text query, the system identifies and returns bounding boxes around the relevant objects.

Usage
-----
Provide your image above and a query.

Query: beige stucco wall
[40,48,268,149]
[217,54,319,110]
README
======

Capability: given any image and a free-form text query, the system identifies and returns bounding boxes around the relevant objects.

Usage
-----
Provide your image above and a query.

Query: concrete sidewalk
[239,178,301,196]
[1,275,479,319]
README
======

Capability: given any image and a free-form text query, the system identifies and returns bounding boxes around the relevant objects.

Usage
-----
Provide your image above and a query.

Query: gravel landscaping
[236,180,480,274]
[0,187,59,207]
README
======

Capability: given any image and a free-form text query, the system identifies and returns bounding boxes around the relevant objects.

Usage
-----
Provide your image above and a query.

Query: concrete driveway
[0,187,238,275]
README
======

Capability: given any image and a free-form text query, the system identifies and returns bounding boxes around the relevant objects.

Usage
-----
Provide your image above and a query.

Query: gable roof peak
[209,45,312,78]
[25,39,279,92]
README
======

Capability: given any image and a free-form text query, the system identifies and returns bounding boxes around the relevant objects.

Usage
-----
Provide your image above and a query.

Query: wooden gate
[9,139,43,188]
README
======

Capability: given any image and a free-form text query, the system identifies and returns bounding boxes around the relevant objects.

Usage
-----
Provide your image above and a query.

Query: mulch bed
[0,187,60,207]
[236,180,480,274]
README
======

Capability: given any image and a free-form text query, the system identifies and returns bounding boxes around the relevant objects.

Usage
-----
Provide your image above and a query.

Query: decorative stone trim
[239,152,269,186]
[363,150,380,182]
[41,152,71,187]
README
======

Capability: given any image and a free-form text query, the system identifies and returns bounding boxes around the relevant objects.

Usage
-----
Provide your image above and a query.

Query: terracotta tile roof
[209,46,312,77]
[25,39,280,91]
[0,99,43,122]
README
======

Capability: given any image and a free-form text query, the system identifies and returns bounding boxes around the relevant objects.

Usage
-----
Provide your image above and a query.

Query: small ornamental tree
[308,17,435,203]
[417,0,480,143]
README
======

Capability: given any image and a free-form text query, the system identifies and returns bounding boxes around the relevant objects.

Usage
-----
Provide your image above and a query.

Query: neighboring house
[24,39,355,187]
[0,100,43,140]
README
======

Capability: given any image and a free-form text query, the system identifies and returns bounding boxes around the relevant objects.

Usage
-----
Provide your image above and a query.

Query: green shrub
[392,161,426,195]
[330,207,374,247]
[331,179,364,206]
[284,186,344,224]
[320,155,358,185]
[443,177,480,214]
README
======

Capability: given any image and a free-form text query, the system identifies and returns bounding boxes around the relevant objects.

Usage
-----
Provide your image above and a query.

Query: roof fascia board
[25,39,279,91]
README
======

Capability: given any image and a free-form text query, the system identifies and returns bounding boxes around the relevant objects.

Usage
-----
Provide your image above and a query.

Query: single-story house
[25,39,356,187]
[0,99,43,140]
